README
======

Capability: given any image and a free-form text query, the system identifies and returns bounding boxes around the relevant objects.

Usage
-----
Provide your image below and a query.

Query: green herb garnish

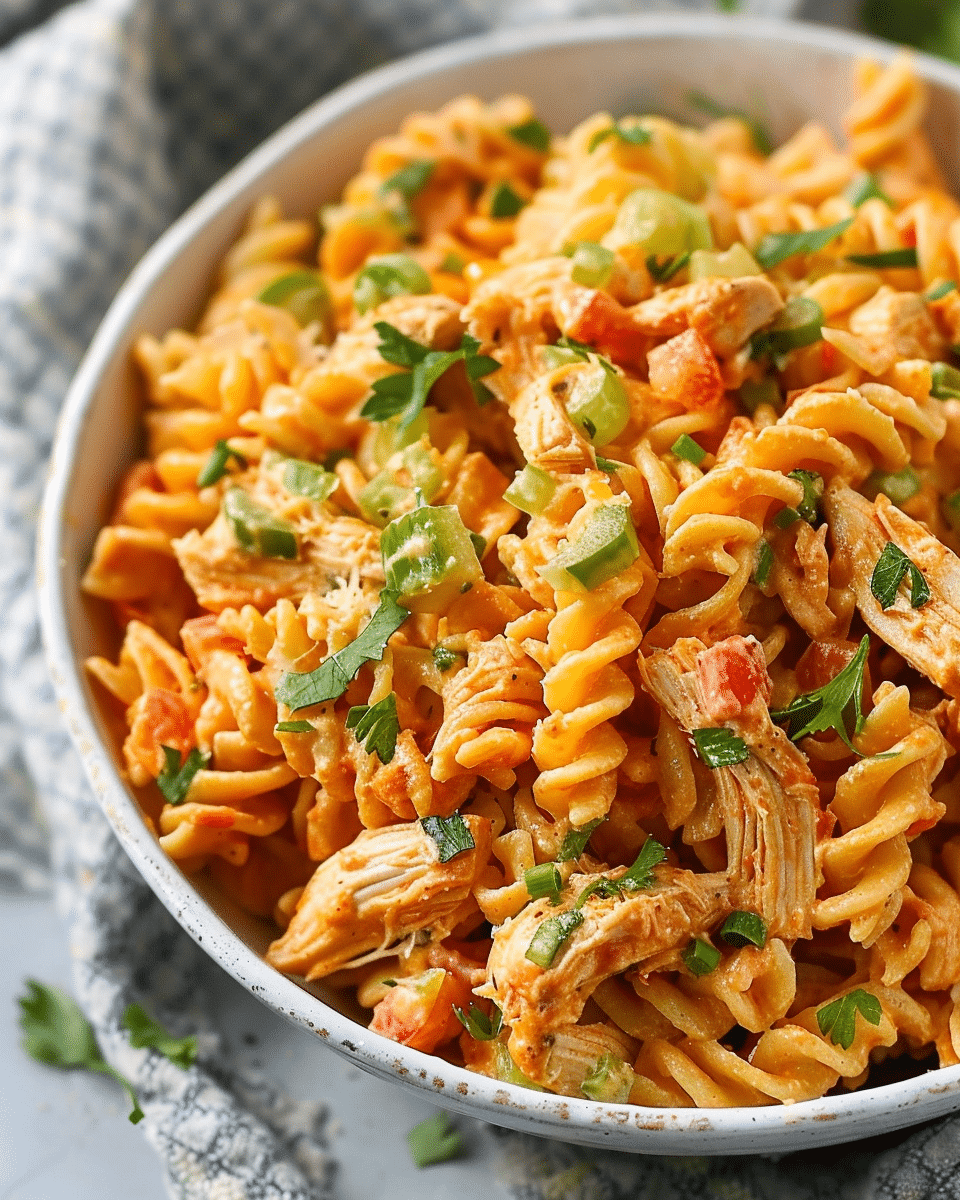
[558,818,605,861]
[346,692,400,764]
[432,645,461,672]
[524,910,584,968]
[157,746,209,806]
[753,218,854,270]
[421,812,475,863]
[407,1111,463,1168]
[771,634,870,752]
[196,440,247,488]
[846,247,918,268]
[524,862,563,903]
[275,720,315,733]
[845,172,892,208]
[926,280,957,302]
[816,988,882,1050]
[681,938,722,977]
[789,468,823,525]
[275,592,409,711]
[719,911,767,949]
[686,89,771,155]
[588,120,652,153]
[380,160,435,200]
[870,542,930,611]
[489,181,527,218]
[671,433,706,465]
[507,118,551,152]
[692,727,750,768]
[752,540,774,588]
[646,251,691,282]
[122,1003,197,1070]
[453,1002,502,1041]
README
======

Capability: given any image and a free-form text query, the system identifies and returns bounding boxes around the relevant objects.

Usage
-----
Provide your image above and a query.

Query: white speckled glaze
[38,15,960,1154]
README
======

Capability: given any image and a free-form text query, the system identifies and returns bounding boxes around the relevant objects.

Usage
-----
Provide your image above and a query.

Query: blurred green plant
[862,0,960,61]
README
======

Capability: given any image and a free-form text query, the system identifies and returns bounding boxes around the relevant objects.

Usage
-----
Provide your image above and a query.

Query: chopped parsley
[558,818,605,861]
[646,252,691,282]
[692,727,750,768]
[816,988,882,1050]
[122,1003,197,1070]
[489,181,527,218]
[274,592,410,711]
[346,692,400,764]
[506,118,551,152]
[157,746,209,806]
[407,1111,463,1167]
[870,542,930,611]
[686,89,771,155]
[453,1002,502,1041]
[421,812,475,863]
[771,634,870,753]
[588,120,652,153]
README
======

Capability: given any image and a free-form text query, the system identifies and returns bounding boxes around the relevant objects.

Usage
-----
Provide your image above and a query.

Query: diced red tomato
[646,328,725,409]
[181,614,245,672]
[564,288,649,367]
[795,639,858,694]
[369,968,474,1053]
[696,636,772,721]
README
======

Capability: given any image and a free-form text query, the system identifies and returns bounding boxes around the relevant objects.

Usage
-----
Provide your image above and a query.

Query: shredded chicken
[825,480,960,697]
[508,364,597,472]
[628,276,784,359]
[266,815,492,980]
[638,635,822,939]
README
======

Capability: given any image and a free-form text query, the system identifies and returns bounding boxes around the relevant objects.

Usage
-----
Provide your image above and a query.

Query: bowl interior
[41,15,960,1154]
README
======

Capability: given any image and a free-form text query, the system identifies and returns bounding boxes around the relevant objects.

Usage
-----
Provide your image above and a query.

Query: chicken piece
[266,815,492,980]
[508,365,596,472]
[639,635,821,939]
[174,485,383,613]
[629,276,784,359]
[482,866,730,1092]
[825,480,960,697]
[847,287,945,366]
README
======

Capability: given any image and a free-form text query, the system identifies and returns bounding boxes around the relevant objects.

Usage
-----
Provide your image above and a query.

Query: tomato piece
[369,968,473,1053]
[795,639,859,694]
[181,614,245,672]
[696,635,771,721]
[126,687,194,777]
[563,288,649,367]
[647,328,724,409]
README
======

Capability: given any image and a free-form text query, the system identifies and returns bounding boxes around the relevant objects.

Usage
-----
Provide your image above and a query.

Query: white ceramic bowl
[38,14,960,1155]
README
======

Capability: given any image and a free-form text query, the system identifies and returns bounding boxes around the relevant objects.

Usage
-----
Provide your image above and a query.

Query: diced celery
[864,466,921,507]
[739,377,781,414]
[541,345,584,370]
[381,504,483,613]
[223,489,298,559]
[581,1052,635,1103]
[538,503,639,592]
[353,254,431,314]
[370,410,431,468]
[494,1043,546,1092]
[358,472,412,527]
[504,464,557,516]
[931,362,960,401]
[282,459,338,502]
[607,188,713,257]
[688,242,762,281]
[564,364,630,447]
[258,270,334,343]
[569,242,615,288]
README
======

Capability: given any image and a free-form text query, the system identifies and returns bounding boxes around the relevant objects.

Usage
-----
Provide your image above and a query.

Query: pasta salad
[84,56,960,1107]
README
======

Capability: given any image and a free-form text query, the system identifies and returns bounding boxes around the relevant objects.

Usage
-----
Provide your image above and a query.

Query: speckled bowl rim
[37,13,960,1155]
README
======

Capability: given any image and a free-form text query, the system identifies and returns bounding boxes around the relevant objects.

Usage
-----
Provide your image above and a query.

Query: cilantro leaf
[361,372,414,422]
[19,980,144,1124]
[432,645,462,672]
[346,692,400,763]
[816,988,883,1050]
[871,542,931,611]
[275,592,410,711]
[407,1112,464,1168]
[454,1002,503,1041]
[574,837,666,907]
[753,218,854,270]
[400,349,465,430]
[489,181,527,218]
[771,634,870,753]
[421,811,475,863]
[788,468,823,525]
[122,1003,197,1070]
[157,746,209,806]
[692,727,750,768]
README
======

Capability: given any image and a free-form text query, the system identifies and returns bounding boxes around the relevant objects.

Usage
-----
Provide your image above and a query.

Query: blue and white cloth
[5,0,960,1196]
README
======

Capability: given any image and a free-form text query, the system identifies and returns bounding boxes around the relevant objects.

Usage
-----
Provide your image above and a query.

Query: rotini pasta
[83,55,960,1109]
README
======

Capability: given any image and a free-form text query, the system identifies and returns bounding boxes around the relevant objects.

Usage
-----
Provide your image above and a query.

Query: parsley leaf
[276,720,314,733]
[574,837,666,907]
[157,746,209,806]
[752,540,774,588]
[489,181,527,218]
[363,328,498,426]
[421,811,475,862]
[789,468,823,525]
[870,542,930,610]
[122,1003,197,1070]
[753,218,854,270]
[771,634,870,753]
[588,120,652,152]
[407,1111,464,1168]
[692,727,750,768]
[374,321,430,368]
[432,645,462,672]
[460,332,499,405]
[19,980,144,1124]
[346,692,400,763]
[816,988,883,1050]
[275,592,410,711]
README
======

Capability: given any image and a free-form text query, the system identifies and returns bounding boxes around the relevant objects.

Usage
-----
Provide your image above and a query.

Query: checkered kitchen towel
[7,0,960,1196]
